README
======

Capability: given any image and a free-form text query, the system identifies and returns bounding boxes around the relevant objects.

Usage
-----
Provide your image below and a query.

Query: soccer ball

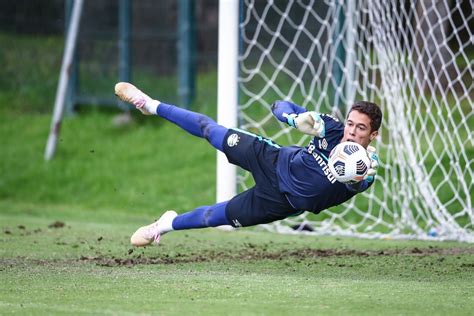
[328,142,371,184]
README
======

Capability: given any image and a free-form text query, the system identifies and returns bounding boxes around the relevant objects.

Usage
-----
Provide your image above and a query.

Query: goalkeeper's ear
[369,130,378,142]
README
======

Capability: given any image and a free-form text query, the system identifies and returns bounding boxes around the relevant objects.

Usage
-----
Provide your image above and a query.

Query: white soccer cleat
[114,82,160,115]
[130,210,178,247]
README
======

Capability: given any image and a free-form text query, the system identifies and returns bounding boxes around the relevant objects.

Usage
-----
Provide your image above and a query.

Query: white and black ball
[328,142,370,184]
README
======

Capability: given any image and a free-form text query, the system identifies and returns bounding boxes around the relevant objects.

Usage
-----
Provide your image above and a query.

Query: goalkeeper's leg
[130,201,231,247]
[130,185,295,246]
[115,82,227,151]
[157,103,227,151]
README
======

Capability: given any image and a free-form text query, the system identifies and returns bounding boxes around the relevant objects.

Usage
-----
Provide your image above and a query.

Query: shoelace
[145,222,161,245]
[131,95,146,108]
[153,233,161,244]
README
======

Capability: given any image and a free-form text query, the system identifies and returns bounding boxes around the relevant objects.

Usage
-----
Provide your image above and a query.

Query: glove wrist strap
[287,113,298,128]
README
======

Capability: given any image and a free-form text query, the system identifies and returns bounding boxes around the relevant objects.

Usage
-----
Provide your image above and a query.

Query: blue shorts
[222,129,298,227]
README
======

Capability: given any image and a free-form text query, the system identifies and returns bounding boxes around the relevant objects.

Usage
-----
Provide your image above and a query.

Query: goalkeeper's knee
[199,116,228,151]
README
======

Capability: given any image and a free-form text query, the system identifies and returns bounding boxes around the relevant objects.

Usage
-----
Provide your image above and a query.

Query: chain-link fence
[0,0,218,113]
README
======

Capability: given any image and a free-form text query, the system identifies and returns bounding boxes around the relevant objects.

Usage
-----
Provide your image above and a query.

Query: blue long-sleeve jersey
[271,101,373,213]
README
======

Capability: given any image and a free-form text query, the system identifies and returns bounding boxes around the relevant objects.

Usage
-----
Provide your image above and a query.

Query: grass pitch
[1,208,474,315]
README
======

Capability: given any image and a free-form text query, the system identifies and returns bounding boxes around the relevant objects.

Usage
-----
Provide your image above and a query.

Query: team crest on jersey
[227,133,240,147]
[319,138,328,150]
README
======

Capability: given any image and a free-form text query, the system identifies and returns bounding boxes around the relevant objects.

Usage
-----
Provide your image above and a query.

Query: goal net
[236,0,473,242]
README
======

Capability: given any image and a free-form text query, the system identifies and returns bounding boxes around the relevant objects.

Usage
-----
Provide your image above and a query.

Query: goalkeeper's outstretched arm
[271,100,325,137]
[271,100,307,121]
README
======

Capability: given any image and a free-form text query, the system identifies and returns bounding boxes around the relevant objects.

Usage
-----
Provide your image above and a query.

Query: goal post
[218,0,473,242]
[216,0,239,202]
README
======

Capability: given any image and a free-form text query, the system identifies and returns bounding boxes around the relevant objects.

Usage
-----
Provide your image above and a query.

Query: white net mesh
[237,0,473,242]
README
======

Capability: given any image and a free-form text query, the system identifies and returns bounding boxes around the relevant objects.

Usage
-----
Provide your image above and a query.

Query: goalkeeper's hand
[364,146,379,182]
[283,111,326,137]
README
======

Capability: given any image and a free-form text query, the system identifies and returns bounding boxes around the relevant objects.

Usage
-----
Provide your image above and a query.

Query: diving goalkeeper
[114,82,382,247]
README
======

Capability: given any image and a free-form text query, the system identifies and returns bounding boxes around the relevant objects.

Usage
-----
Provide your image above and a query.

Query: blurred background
[0,0,224,221]
[0,0,219,112]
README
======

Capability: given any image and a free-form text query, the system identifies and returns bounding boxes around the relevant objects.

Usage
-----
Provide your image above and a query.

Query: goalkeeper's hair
[349,101,383,132]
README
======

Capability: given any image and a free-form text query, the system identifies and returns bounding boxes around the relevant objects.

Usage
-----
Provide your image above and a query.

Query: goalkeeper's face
[342,110,378,148]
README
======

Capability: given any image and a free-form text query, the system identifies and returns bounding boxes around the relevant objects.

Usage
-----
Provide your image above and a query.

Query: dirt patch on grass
[77,246,474,267]
[3,223,473,267]
[1,246,473,268]
[48,221,65,228]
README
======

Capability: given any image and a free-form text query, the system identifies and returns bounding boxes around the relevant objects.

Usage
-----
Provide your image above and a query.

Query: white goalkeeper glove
[364,146,379,182]
[283,111,326,137]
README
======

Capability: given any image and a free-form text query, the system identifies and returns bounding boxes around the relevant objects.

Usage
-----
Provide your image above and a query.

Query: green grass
[2,209,474,315]
[0,109,216,215]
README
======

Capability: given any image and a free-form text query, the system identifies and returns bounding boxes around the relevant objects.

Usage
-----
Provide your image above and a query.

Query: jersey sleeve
[271,100,307,125]
[319,114,343,137]
[345,179,374,193]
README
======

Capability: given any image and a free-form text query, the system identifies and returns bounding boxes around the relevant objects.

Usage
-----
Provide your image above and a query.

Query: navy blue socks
[157,103,228,152]
[171,201,231,230]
